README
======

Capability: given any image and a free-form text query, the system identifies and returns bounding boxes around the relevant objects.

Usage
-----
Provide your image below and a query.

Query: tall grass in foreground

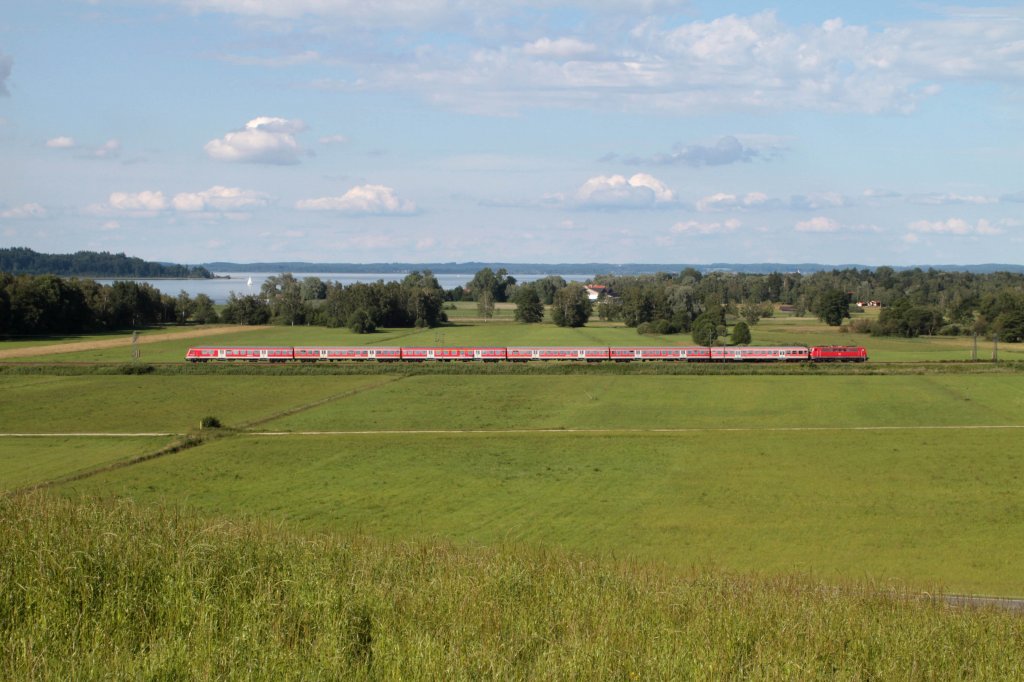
[3,495,1023,680]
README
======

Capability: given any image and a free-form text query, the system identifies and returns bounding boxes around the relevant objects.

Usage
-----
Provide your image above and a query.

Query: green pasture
[60,427,1024,595]
[443,301,520,320]
[0,374,395,433]
[264,374,1024,432]
[0,436,169,490]
[0,325,214,351]
[7,358,1024,595]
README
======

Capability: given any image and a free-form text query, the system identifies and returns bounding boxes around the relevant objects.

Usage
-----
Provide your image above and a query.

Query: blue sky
[1,1,1023,265]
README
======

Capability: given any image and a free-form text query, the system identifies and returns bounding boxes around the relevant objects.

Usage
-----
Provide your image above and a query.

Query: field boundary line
[6,434,204,497]
[248,424,1024,436]
[0,432,181,437]
[239,375,409,429]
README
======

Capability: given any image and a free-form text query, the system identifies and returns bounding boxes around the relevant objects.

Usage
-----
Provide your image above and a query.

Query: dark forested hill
[0,248,212,278]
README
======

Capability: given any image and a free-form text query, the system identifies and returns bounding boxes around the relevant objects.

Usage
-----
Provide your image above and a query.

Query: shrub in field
[851,317,874,334]
[117,363,155,375]
[199,416,221,429]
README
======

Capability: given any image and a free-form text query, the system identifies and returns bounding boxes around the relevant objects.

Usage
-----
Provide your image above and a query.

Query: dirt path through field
[0,326,267,360]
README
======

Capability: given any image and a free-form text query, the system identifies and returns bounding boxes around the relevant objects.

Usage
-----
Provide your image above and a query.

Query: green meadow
[5,318,1024,677]
[3,321,1024,595]
[59,427,1024,595]
[0,369,1013,594]
[0,374,395,433]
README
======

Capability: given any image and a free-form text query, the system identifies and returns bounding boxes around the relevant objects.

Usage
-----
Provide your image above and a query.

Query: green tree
[513,285,544,323]
[550,283,591,328]
[176,291,194,325]
[531,275,567,305]
[300,277,327,301]
[221,293,270,325]
[993,310,1024,342]
[691,313,719,346]
[347,309,376,334]
[467,267,517,303]
[813,289,851,326]
[476,290,495,320]
[262,273,307,325]
[731,320,751,345]
[739,300,762,326]
[192,294,218,324]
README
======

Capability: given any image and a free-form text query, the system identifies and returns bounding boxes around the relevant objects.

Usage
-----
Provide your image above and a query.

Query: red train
[185,345,867,363]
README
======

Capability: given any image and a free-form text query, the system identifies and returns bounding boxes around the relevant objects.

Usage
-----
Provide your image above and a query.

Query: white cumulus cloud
[672,218,741,235]
[575,173,675,208]
[46,136,76,149]
[296,184,416,215]
[319,134,349,145]
[89,139,121,159]
[909,192,997,205]
[523,37,597,58]
[795,216,840,232]
[907,218,1005,235]
[172,186,269,212]
[109,191,167,212]
[696,191,770,212]
[205,117,307,165]
[0,203,47,219]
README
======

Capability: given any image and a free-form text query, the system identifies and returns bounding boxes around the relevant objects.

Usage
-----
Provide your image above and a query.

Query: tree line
[0,247,213,279]
[3,266,1024,342]
[0,273,217,335]
[586,267,1024,342]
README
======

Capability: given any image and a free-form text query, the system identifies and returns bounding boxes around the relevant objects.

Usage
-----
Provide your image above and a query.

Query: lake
[95,272,597,303]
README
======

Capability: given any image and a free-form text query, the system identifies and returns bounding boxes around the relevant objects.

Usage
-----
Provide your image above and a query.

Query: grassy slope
[4,494,1023,680]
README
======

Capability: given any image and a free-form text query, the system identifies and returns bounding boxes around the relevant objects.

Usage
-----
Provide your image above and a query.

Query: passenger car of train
[185,345,867,363]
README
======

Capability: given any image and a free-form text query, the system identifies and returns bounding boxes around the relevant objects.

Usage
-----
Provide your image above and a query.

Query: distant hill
[201,261,1024,275]
[1,247,213,279]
